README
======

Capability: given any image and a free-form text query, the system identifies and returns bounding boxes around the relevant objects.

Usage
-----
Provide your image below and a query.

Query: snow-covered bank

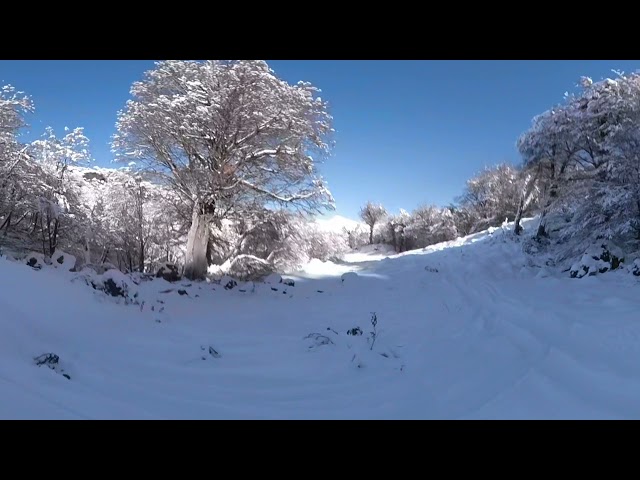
[1,219,640,419]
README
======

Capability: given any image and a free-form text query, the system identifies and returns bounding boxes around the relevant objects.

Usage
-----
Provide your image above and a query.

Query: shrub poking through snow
[304,333,334,350]
[33,353,71,380]
[570,243,624,278]
[34,353,59,368]
[368,312,378,351]
[347,327,363,336]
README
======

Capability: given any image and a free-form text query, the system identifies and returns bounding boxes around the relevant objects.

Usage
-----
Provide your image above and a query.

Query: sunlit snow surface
[2,218,640,419]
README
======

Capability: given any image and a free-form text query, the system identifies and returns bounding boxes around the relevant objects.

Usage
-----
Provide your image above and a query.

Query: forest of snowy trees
[2,61,640,280]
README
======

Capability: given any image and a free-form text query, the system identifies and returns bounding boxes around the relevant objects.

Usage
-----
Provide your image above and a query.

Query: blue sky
[1,60,639,219]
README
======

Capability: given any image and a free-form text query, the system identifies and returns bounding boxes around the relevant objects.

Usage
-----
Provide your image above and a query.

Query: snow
[264,273,283,284]
[313,214,363,234]
[2,217,640,419]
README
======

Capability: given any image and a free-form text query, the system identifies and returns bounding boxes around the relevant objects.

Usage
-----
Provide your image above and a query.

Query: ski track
[1,219,640,419]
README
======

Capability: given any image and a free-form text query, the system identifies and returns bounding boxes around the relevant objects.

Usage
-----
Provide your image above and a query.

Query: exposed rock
[220,276,238,290]
[570,243,624,279]
[156,262,181,282]
[51,249,76,271]
[631,259,640,277]
[227,255,273,281]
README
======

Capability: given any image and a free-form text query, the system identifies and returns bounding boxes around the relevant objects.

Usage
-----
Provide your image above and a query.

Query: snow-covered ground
[2,219,640,419]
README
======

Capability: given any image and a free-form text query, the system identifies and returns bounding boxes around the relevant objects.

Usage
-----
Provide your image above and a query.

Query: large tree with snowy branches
[112,60,335,280]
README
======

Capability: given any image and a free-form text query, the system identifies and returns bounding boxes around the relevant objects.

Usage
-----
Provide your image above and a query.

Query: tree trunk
[514,196,525,235]
[390,227,397,252]
[39,216,47,257]
[100,247,109,265]
[50,218,59,256]
[536,209,548,239]
[0,210,12,233]
[369,225,374,245]
[184,202,212,280]
[139,239,145,273]
[84,239,92,265]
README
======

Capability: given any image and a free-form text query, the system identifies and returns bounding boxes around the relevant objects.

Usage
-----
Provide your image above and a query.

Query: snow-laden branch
[238,179,317,203]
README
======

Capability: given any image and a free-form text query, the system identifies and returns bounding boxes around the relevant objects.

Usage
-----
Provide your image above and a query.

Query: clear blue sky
[1,60,639,220]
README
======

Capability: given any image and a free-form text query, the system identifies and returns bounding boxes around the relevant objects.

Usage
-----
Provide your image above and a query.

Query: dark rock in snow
[156,263,181,282]
[103,278,125,297]
[221,276,238,290]
[26,257,41,269]
[631,259,640,277]
[178,289,188,296]
[283,278,295,287]
[570,243,625,279]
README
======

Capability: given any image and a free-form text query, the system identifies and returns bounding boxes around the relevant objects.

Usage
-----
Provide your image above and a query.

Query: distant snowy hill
[313,214,363,233]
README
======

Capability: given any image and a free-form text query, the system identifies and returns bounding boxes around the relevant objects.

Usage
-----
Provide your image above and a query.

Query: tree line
[2,62,640,279]
[355,72,640,257]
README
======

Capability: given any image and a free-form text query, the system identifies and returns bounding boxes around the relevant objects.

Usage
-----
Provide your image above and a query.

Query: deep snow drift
[1,219,640,419]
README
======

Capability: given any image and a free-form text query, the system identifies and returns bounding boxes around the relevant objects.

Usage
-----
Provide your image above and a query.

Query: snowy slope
[313,214,363,234]
[2,218,640,419]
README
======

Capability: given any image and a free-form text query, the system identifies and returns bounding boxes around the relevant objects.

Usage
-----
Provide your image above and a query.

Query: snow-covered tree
[28,127,92,256]
[359,201,387,245]
[113,60,335,280]
[447,205,474,238]
[404,205,457,249]
[457,164,522,234]
[513,166,540,235]
[343,225,369,249]
[518,71,640,242]
[0,85,33,235]
[384,209,411,252]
